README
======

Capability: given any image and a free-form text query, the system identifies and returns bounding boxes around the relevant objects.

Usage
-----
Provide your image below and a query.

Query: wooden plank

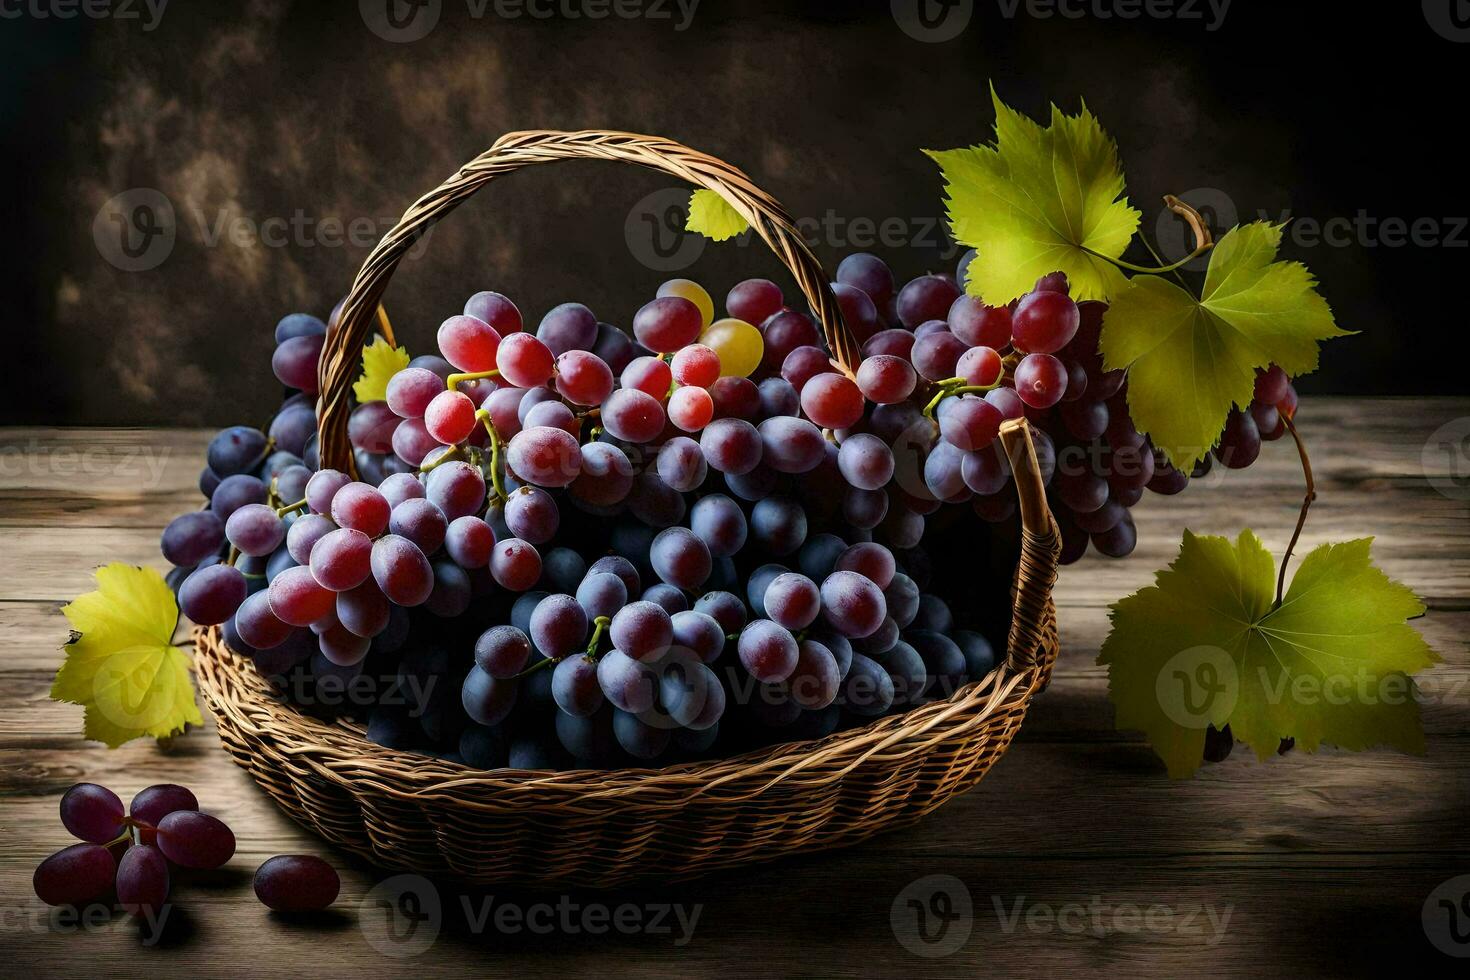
[0,848,1458,976]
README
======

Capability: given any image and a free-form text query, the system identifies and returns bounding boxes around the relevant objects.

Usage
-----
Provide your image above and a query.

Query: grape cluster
[833,251,1302,563]
[159,272,1049,769]
[33,781,339,918]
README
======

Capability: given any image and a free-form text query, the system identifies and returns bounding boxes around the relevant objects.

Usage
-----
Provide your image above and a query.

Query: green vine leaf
[685,189,749,241]
[1099,222,1351,470]
[354,336,411,403]
[52,564,202,748]
[1099,530,1439,779]
[924,86,1139,303]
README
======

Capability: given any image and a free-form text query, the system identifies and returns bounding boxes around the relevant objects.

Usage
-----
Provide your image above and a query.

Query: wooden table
[3,398,1467,977]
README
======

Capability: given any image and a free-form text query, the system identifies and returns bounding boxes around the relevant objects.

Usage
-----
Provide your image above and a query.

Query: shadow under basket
[192,129,1064,888]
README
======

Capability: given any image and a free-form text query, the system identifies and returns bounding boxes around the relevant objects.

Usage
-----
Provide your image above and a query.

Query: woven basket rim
[195,622,1051,810]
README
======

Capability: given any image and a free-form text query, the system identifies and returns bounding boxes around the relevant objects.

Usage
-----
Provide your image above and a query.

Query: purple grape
[576,572,628,621]
[609,601,673,662]
[161,510,225,568]
[552,656,604,717]
[253,854,340,912]
[737,620,799,682]
[156,810,235,869]
[820,570,887,638]
[180,563,247,625]
[694,591,746,635]
[650,526,712,590]
[59,783,124,844]
[116,843,170,917]
[530,593,589,659]
[787,640,840,709]
[596,650,657,713]
[763,572,821,630]
[33,843,116,907]
[700,418,763,475]
[461,666,518,726]
[671,609,725,664]
[642,583,689,614]
[750,495,808,556]
[758,416,825,474]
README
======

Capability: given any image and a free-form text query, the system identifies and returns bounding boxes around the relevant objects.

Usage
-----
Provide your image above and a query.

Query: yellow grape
[658,279,713,327]
[700,318,763,378]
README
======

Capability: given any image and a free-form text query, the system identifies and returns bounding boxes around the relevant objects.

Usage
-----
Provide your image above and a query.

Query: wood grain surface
[1,398,1467,977]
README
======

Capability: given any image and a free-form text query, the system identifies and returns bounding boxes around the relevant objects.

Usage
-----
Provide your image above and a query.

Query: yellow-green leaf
[1099,531,1438,778]
[353,336,411,403]
[52,564,202,748]
[1099,222,1350,469]
[685,189,749,242]
[924,86,1139,303]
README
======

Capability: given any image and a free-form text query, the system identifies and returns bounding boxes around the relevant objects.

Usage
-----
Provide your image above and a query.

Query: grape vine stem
[1275,413,1315,608]
[584,615,612,660]
[475,410,507,504]
[274,498,308,517]
[448,368,501,391]
[1085,194,1216,276]
[419,445,465,473]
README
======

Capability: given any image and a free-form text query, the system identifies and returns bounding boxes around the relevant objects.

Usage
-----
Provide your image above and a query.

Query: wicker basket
[193,130,1062,888]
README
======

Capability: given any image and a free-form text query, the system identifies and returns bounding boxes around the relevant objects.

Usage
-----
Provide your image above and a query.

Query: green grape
[700,318,763,378]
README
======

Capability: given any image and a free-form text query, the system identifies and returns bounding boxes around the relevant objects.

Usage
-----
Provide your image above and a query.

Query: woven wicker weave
[194,130,1062,888]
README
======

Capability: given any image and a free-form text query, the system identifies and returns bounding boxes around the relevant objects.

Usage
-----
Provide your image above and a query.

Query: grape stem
[474,410,507,504]
[419,445,465,473]
[585,615,611,660]
[922,376,1002,419]
[274,498,309,517]
[513,656,559,678]
[447,369,501,391]
[1274,413,1316,608]
[1085,194,1215,276]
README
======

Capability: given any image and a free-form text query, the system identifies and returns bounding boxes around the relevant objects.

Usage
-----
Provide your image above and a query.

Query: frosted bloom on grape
[496,332,556,388]
[601,389,666,444]
[505,425,583,487]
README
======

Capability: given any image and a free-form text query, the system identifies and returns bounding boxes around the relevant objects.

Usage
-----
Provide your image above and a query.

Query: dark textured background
[3,1,1466,426]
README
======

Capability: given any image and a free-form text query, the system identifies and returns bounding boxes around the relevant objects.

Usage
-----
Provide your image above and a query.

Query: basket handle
[316,129,861,471]
[999,419,1062,672]
[315,129,1059,672]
